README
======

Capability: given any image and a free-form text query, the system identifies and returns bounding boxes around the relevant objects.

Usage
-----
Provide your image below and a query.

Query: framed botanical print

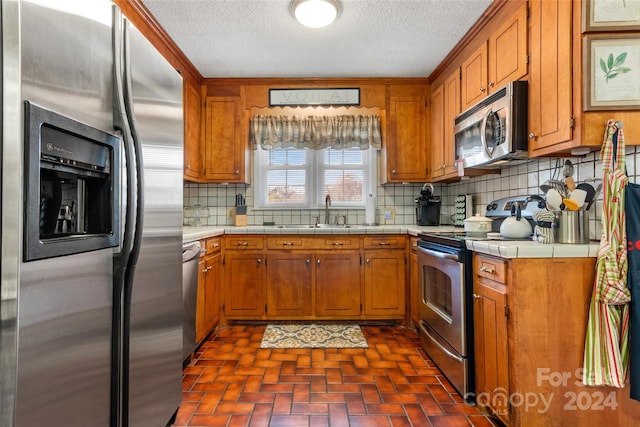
[583,0,640,32]
[583,34,640,110]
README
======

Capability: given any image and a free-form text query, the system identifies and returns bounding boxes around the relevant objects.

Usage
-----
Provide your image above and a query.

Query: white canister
[463,214,493,236]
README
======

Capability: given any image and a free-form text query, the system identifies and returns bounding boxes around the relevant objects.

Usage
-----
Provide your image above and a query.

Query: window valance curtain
[250,115,382,150]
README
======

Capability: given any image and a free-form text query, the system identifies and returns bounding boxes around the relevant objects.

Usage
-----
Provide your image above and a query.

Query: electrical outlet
[228,208,234,219]
[384,208,395,221]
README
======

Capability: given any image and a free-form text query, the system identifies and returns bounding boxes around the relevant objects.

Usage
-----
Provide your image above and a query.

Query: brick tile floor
[173,325,500,427]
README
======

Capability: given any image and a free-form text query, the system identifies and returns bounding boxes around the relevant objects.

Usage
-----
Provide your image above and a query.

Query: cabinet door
[266,253,313,317]
[203,96,247,183]
[528,0,573,153]
[183,80,201,181]
[385,96,428,182]
[409,248,419,327]
[461,43,488,110]
[488,3,528,91]
[363,250,405,317]
[315,253,361,317]
[430,83,445,180]
[443,69,461,177]
[223,253,265,318]
[204,252,221,332]
[195,258,207,343]
[474,280,509,425]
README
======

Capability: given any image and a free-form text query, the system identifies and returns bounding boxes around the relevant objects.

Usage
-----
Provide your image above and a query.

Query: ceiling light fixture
[292,0,340,29]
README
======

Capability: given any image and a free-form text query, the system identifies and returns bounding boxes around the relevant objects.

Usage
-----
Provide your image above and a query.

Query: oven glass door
[418,246,467,355]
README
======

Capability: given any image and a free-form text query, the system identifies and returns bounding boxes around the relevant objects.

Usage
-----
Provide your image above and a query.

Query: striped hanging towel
[583,120,630,387]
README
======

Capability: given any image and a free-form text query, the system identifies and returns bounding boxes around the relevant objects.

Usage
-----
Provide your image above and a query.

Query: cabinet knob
[201,267,208,273]
[366,258,370,264]
[235,170,240,175]
[332,242,344,246]
[306,259,311,264]
[282,242,294,246]
[391,169,397,174]
[186,164,191,169]
[473,293,481,299]
[317,259,321,265]
[479,87,486,93]
[528,132,538,140]
[378,241,390,246]
[479,266,495,274]
[488,82,495,88]
[238,242,249,246]
[257,258,262,264]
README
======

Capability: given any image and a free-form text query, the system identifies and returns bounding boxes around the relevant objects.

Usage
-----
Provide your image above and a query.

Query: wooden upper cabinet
[461,3,528,111]
[383,85,429,183]
[203,96,249,183]
[528,0,573,155]
[488,2,528,92]
[443,69,461,178]
[430,83,445,180]
[431,68,461,182]
[461,43,488,110]
[183,81,201,181]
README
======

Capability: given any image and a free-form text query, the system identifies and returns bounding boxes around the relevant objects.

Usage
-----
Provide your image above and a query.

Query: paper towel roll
[365,194,376,225]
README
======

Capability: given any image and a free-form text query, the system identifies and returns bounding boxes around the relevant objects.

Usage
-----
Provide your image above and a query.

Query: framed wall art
[583,0,640,32]
[583,34,640,110]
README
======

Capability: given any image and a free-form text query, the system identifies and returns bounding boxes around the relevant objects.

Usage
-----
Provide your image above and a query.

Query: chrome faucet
[324,194,331,225]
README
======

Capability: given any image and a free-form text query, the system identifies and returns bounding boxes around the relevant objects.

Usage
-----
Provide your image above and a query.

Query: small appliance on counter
[485,194,545,233]
[415,183,441,226]
[453,194,473,227]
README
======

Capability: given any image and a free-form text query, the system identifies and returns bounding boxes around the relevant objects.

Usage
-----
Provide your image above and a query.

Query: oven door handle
[419,322,464,363]
[418,246,460,262]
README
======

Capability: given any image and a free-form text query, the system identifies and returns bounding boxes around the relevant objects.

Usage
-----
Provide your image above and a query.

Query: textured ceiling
[140,0,493,78]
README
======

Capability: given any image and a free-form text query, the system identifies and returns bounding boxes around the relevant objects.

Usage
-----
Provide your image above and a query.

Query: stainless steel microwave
[453,81,528,169]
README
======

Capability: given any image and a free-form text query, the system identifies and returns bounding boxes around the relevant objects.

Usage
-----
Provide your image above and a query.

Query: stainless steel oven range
[417,232,474,401]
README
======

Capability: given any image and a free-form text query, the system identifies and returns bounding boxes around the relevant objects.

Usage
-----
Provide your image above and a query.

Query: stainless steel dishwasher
[182,240,202,361]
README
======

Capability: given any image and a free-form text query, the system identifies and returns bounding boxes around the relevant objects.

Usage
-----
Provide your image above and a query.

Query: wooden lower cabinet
[195,257,207,343]
[223,252,265,318]
[473,277,509,426]
[409,238,420,327]
[195,239,222,344]
[471,253,640,426]
[221,235,405,321]
[364,250,405,317]
[266,253,313,318]
[204,252,221,331]
[315,252,362,317]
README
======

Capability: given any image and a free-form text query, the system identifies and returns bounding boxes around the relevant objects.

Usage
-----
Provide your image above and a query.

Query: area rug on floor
[259,324,368,349]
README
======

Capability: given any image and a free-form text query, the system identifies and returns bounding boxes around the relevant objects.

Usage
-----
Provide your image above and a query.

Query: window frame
[254,146,373,210]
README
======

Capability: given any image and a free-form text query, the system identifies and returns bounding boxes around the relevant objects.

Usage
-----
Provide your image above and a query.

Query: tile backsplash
[184,147,639,242]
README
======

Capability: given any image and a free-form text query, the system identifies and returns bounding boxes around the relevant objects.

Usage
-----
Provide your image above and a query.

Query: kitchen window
[254,146,372,209]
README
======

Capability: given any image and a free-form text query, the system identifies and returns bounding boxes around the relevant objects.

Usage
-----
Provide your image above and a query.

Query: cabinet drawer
[316,237,360,250]
[474,254,507,284]
[363,235,406,249]
[205,237,221,254]
[267,237,305,249]
[225,236,263,250]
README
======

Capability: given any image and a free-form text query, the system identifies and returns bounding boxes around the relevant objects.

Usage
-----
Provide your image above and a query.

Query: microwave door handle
[480,109,491,157]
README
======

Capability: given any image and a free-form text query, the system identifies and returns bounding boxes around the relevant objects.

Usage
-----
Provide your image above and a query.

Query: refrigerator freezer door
[125,20,184,427]
[15,1,115,426]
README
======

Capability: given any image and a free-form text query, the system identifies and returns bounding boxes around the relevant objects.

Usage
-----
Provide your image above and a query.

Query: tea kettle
[500,203,532,239]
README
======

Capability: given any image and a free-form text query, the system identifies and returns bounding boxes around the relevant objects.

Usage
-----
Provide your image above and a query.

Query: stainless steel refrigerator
[0,1,184,426]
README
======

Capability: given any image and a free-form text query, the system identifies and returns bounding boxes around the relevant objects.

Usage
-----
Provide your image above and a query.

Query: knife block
[233,205,247,226]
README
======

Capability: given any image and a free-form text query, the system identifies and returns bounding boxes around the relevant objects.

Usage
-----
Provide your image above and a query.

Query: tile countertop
[182,224,456,242]
[182,225,599,259]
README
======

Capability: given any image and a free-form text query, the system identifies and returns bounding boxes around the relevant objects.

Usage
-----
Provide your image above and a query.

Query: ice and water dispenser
[24,102,120,261]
